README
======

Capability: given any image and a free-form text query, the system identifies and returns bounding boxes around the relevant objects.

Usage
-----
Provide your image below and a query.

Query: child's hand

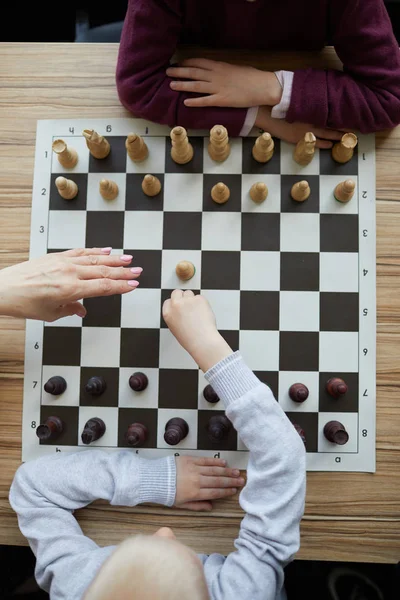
[167,58,282,108]
[175,456,245,511]
[163,290,232,372]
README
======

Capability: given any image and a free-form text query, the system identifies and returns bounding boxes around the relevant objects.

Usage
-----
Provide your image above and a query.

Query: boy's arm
[116,0,248,135]
[286,0,400,132]
[9,451,175,595]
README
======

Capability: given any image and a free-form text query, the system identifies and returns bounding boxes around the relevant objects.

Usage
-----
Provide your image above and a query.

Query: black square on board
[203,174,242,212]
[318,372,359,413]
[39,405,79,446]
[280,252,319,291]
[42,327,81,366]
[163,212,202,250]
[80,367,120,407]
[85,212,124,249]
[240,291,279,330]
[126,174,164,210]
[254,371,279,400]
[319,146,358,176]
[120,328,160,368]
[49,173,88,210]
[161,289,200,328]
[83,295,121,328]
[118,408,158,448]
[281,175,320,213]
[201,251,240,290]
[242,136,281,174]
[219,330,239,352]
[320,292,359,332]
[89,136,127,173]
[165,136,204,173]
[158,369,199,409]
[241,213,280,251]
[320,214,359,252]
[285,412,318,453]
[197,410,238,451]
[123,249,162,289]
[279,331,319,371]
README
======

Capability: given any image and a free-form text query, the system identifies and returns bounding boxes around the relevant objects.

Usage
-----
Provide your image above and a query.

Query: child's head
[84,527,210,600]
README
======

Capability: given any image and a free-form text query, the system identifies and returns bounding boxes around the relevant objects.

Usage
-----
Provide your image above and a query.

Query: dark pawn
[85,376,106,396]
[293,423,306,445]
[326,377,348,398]
[129,372,148,392]
[203,384,220,404]
[207,415,232,443]
[164,418,189,446]
[125,423,148,447]
[44,376,67,396]
[36,416,63,441]
[323,420,349,445]
[81,417,106,445]
[289,383,309,403]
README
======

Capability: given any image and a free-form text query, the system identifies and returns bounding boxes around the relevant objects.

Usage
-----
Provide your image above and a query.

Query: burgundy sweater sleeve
[286,0,400,132]
[116,0,247,135]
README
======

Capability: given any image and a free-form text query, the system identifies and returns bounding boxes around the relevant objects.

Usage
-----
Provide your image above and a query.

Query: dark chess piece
[207,415,232,443]
[36,416,63,441]
[289,383,309,403]
[85,376,107,396]
[129,372,148,392]
[326,377,348,398]
[81,417,106,445]
[44,376,67,395]
[164,418,189,446]
[293,423,306,445]
[323,420,349,445]
[203,385,220,404]
[125,423,148,447]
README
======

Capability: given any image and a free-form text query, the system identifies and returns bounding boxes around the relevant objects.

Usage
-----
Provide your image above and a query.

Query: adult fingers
[166,67,212,81]
[71,254,134,267]
[183,290,195,297]
[79,278,139,299]
[76,265,142,281]
[198,487,238,500]
[62,247,112,258]
[170,80,214,94]
[184,94,222,108]
[199,465,241,478]
[177,501,213,512]
[315,139,333,149]
[52,301,86,321]
[170,289,184,300]
[199,475,245,489]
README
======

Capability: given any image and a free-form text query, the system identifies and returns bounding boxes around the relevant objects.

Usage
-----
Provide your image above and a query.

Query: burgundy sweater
[116,0,400,136]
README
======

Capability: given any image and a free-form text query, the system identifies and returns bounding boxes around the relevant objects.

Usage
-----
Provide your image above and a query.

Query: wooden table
[0,43,399,563]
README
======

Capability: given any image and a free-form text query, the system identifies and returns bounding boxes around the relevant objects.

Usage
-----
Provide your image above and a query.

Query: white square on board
[318,412,358,453]
[81,327,121,367]
[319,175,358,214]
[48,211,86,249]
[239,330,279,371]
[320,252,359,293]
[78,406,118,447]
[280,141,320,175]
[241,175,281,213]
[125,137,166,174]
[163,173,203,211]
[280,213,320,252]
[319,331,359,372]
[41,366,81,407]
[197,371,223,411]
[161,250,202,289]
[240,251,280,291]
[201,212,241,251]
[278,371,319,412]
[201,290,240,330]
[159,329,198,369]
[118,367,159,408]
[123,211,163,249]
[51,136,89,174]
[203,138,242,174]
[280,291,320,331]
[86,173,126,211]
[121,288,161,329]
[157,408,198,449]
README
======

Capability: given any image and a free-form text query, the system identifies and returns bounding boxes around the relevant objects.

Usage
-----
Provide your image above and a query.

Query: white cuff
[271,70,294,119]
[239,106,259,136]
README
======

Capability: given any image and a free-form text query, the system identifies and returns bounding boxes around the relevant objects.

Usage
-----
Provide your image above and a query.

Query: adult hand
[0,248,142,322]
[175,456,244,511]
[167,58,282,108]
[162,290,232,372]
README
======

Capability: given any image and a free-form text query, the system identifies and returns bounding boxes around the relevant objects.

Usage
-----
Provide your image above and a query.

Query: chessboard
[22,118,376,472]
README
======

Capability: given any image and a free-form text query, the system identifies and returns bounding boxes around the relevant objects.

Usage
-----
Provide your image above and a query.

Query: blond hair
[84,535,209,600]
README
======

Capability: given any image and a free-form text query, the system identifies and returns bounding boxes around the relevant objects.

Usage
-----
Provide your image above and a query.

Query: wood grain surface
[0,43,399,563]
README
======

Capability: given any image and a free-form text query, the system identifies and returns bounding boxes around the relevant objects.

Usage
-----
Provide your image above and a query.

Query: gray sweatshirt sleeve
[201,352,306,600]
[9,451,176,599]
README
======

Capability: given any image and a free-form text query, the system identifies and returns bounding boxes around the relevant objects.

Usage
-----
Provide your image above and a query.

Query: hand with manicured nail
[0,247,142,322]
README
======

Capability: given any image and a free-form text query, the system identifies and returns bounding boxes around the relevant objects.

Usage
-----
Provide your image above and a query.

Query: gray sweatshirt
[9,352,306,600]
